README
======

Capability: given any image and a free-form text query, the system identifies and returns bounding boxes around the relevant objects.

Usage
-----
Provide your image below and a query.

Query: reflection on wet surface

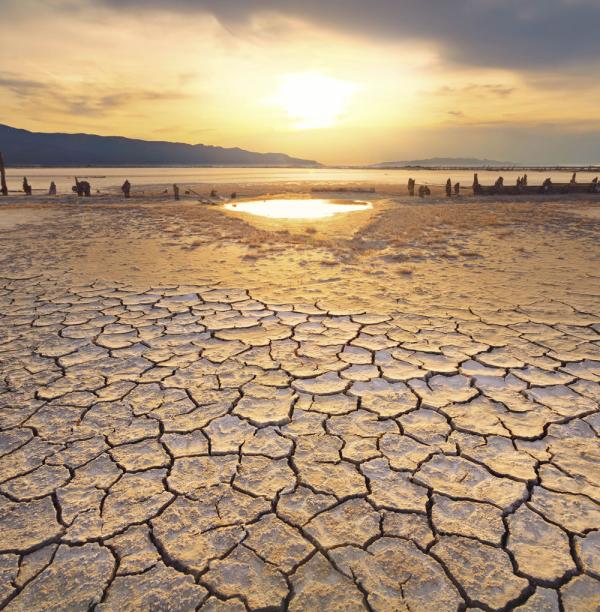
[224,198,372,219]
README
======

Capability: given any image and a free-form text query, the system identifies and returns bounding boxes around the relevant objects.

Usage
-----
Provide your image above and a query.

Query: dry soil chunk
[5,544,114,611]
[0,496,62,553]
[245,514,313,571]
[432,536,529,610]
[560,575,600,612]
[304,499,380,548]
[98,562,208,611]
[289,552,366,611]
[514,587,560,611]
[331,537,463,611]
[202,545,288,610]
[415,455,527,510]
[432,495,505,545]
[507,505,575,582]
[575,530,600,578]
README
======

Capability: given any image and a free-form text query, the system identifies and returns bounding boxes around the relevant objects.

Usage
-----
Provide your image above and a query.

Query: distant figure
[230,192,237,199]
[121,179,131,198]
[210,189,217,198]
[23,177,32,196]
[570,172,577,184]
[494,176,504,190]
[407,178,415,196]
[542,178,553,192]
[48,181,57,196]
[454,182,460,196]
[0,152,8,196]
[72,177,91,197]
[522,174,528,186]
[418,185,431,198]
[173,184,180,201]
[592,177,599,193]
[473,173,482,195]
[445,179,452,197]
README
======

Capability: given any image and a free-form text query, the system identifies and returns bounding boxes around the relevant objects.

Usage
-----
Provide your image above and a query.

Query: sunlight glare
[225,199,372,219]
[276,72,358,129]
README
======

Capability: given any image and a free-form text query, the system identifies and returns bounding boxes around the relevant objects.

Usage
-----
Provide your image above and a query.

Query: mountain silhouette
[0,124,319,167]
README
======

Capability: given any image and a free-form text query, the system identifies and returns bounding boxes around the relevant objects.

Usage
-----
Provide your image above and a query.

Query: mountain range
[371,157,515,168]
[0,124,319,167]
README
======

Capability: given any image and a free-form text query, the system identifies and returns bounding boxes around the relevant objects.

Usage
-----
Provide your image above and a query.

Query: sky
[1,0,599,165]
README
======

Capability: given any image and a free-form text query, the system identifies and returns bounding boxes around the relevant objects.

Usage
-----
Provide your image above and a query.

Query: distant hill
[0,124,320,167]
[371,157,515,168]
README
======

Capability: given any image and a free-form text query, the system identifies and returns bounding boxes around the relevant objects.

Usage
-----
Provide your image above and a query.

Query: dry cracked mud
[0,274,599,610]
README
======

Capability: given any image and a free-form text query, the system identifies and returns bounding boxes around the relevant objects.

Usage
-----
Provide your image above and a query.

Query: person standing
[49,181,57,195]
[121,179,131,198]
[173,184,180,201]
[23,177,32,195]
[0,152,8,196]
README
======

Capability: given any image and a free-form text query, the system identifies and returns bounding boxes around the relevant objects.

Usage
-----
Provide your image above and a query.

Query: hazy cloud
[0,73,49,97]
[82,0,600,68]
[432,84,516,99]
[0,74,188,117]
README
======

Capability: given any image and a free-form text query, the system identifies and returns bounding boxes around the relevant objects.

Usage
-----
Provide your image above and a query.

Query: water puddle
[224,198,372,219]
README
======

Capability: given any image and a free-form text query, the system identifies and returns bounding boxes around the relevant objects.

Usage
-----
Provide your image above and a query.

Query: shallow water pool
[224,198,372,219]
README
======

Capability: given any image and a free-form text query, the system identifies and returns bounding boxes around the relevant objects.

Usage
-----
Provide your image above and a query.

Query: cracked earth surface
[1,276,599,611]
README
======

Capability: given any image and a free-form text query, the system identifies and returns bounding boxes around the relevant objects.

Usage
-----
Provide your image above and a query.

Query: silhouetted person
[121,180,131,198]
[418,185,430,198]
[473,173,481,195]
[494,176,504,190]
[23,177,32,195]
[522,174,528,186]
[0,152,8,196]
[48,181,57,196]
[173,184,180,201]
[210,189,217,198]
[407,178,415,196]
[542,178,553,192]
[454,182,460,196]
[445,179,452,197]
[570,172,577,184]
[230,192,237,199]
[73,177,91,197]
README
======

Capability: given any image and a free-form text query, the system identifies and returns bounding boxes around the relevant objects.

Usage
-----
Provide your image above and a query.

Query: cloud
[432,84,515,99]
[80,0,600,69]
[0,73,48,97]
[0,74,188,116]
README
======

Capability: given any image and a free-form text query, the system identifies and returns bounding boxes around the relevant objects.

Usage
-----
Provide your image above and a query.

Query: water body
[4,166,598,194]
[225,198,372,219]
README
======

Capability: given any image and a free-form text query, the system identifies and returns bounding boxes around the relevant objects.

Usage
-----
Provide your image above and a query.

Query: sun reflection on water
[224,198,372,219]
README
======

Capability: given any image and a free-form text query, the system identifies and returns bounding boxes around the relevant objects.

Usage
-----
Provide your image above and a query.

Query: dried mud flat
[0,191,599,611]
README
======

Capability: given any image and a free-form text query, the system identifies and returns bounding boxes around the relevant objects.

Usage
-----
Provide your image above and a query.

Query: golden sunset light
[274,73,359,129]
[1,2,599,610]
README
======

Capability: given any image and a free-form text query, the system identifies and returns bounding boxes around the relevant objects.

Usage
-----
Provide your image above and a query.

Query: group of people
[17,177,177,199]
[408,177,460,198]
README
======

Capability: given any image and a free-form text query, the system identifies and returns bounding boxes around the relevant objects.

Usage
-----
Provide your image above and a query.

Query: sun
[276,72,358,129]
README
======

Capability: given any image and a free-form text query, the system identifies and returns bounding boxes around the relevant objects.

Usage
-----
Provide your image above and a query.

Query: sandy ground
[1,185,599,311]
[0,185,599,610]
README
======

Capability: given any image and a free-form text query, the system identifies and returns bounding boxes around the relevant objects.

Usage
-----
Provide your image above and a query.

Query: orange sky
[1,1,599,164]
